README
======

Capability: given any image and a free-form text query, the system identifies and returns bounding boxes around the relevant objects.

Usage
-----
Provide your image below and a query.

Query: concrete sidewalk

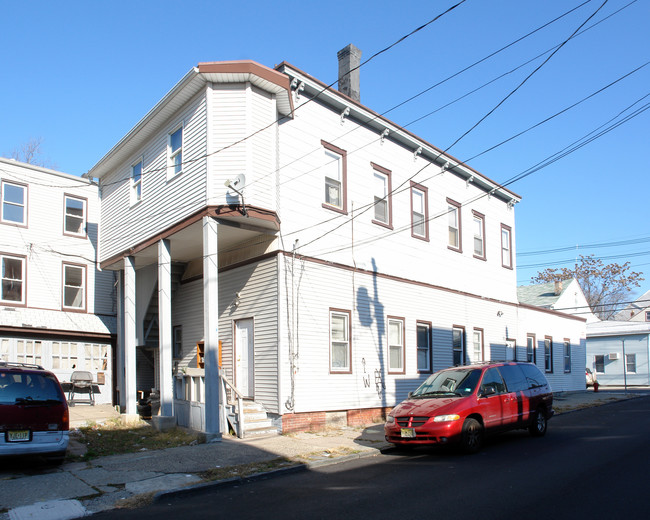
[2,388,648,520]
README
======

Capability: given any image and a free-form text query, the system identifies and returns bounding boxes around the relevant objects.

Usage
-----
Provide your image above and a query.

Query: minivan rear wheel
[529,408,547,437]
[460,418,483,453]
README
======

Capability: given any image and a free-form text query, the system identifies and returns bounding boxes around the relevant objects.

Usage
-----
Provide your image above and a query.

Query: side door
[477,367,509,430]
[497,364,529,427]
[234,318,254,398]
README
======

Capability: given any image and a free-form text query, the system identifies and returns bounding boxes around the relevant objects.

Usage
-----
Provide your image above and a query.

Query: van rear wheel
[529,408,548,437]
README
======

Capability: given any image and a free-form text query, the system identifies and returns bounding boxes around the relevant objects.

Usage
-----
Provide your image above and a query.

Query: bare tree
[531,255,644,320]
[5,137,56,168]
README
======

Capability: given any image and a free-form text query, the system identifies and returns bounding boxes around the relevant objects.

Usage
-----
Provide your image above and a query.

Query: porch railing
[219,374,244,438]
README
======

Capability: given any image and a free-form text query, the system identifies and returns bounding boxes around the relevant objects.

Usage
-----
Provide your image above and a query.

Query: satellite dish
[224,174,246,190]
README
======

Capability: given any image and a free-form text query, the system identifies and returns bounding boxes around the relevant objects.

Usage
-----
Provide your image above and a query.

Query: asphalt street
[88,396,650,520]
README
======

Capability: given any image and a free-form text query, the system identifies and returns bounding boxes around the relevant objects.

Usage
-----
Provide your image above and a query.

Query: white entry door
[235,318,254,398]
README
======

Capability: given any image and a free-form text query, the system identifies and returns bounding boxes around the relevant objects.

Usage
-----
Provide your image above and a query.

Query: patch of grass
[114,491,157,509]
[70,420,201,460]
[199,458,297,481]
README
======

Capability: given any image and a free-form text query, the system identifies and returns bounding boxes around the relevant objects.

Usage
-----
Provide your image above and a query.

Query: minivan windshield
[411,368,481,398]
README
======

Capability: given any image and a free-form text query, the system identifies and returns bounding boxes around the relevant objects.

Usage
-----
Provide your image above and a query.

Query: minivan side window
[498,364,528,392]
[520,363,547,388]
[480,367,506,395]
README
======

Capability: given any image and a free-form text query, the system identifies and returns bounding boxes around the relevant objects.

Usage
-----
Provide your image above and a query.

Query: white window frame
[131,158,143,204]
[410,184,428,240]
[501,224,513,268]
[544,336,553,373]
[388,317,405,374]
[453,326,465,366]
[1,180,27,226]
[372,165,391,227]
[63,195,87,237]
[447,199,461,251]
[626,353,637,373]
[472,328,484,363]
[564,339,571,373]
[62,263,87,311]
[1,254,25,305]
[330,309,351,373]
[321,141,347,213]
[472,211,485,260]
[526,334,536,363]
[167,124,183,178]
[416,321,431,373]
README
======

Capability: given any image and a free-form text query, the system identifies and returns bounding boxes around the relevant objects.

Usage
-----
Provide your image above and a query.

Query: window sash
[373,172,388,223]
[473,215,484,257]
[416,323,430,372]
[411,188,426,238]
[169,127,183,176]
[2,182,26,224]
[472,330,483,362]
[544,339,553,372]
[595,355,605,373]
[1,255,25,303]
[63,264,85,309]
[330,312,350,371]
[564,341,571,373]
[132,161,143,202]
[526,335,535,363]
[626,354,636,373]
[448,205,459,248]
[452,328,464,366]
[501,227,512,268]
[64,196,86,235]
[324,150,342,208]
[388,319,404,372]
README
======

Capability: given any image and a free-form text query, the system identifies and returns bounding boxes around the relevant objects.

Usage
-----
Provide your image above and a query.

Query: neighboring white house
[614,290,650,322]
[586,320,650,386]
[0,157,116,404]
[86,49,587,437]
[517,279,599,323]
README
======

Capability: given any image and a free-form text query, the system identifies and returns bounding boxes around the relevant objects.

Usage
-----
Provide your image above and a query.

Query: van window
[498,364,528,392]
[520,363,548,389]
[480,367,506,395]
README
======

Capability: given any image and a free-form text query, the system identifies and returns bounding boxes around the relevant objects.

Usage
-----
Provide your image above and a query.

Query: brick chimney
[554,280,563,295]
[337,44,362,102]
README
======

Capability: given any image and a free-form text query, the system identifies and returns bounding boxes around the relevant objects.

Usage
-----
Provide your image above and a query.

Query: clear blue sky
[2,0,648,298]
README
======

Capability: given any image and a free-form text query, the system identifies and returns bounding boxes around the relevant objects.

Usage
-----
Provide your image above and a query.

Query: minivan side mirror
[408,391,413,398]
[480,386,496,397]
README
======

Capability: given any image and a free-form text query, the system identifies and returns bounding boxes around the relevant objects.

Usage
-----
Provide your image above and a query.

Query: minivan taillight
[62,404,69,430]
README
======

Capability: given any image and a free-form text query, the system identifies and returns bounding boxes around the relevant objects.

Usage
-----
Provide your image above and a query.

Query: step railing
[219,374,244,438]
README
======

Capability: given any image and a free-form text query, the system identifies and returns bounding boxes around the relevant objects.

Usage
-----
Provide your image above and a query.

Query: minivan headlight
[386,415,395,424]
[433,414,461,423]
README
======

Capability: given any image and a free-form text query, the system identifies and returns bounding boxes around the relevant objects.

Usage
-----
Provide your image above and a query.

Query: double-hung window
[168,125,183,178]
[372,163,392,227]
[447,198,461,251]
[64,195,87,236]
[1,254,25,304]
[63,263,86,311]
[626,354,637,373]
[501,224,512,268]
[131,159,143,203]
[1,181,27,226]
[594,355,605,374]
[416,321,431,373]
[388,317,405,373]
[410,182,428,240]
[472,211,485,259]
[472,328,484,363]
[526,334,536,363]
[452,326,465,366]
[564,340,571,373]
[544,336,553,373]
[330,309,351,373]
[321,141,347,214]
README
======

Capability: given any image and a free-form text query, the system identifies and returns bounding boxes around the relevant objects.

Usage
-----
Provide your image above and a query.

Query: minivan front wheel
[460,418,483,453]
[529,408,547,437]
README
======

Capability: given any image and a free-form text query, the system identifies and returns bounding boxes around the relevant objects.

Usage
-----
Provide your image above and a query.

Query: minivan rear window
[520,363,548,388]
[498,364,528,392]
[0,372,64,404]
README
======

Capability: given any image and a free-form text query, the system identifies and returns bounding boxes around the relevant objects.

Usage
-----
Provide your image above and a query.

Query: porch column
[124,256,137,415]
[203,216,222,440]
[116,271,125,410]
[158,238,174,417]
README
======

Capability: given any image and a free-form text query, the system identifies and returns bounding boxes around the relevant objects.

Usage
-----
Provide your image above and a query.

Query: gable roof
[517,279,574,308]
[614,289,650,320]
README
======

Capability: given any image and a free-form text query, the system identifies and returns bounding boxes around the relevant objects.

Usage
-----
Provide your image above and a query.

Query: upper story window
[1,254,25,305]
[372,163,392,228]
[388,317,405,374]
[447,198,461,252]
[330,309,351,373]
[1,181,27,226]
[63,195,87,237]
[62,263,86,311]
[410,182,428,241]
[131,159,143,204]
[321,140,347,214]
[417,322,432,373]
[501,224,513,269]
[168,125,183,178]
[472,211,485,260]
[526,334,536,363]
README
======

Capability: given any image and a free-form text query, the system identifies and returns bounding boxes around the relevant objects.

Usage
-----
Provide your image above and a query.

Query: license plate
[7,430,30,442]
[400,428,416,438]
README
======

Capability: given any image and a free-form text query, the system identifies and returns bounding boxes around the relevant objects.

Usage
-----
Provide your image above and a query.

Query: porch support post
[203,216,222,440]
[158,238,174,417]
[116,271,125,410]
[124,256,137,416]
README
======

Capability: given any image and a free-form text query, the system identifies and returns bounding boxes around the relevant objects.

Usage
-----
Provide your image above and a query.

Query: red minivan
[0,361,70,463]
[384,362,553,453]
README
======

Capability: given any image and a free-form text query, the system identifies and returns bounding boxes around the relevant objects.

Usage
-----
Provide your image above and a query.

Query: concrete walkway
[1,388,647,520]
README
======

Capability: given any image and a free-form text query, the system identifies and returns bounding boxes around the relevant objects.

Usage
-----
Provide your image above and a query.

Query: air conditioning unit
[609,352,620,360]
